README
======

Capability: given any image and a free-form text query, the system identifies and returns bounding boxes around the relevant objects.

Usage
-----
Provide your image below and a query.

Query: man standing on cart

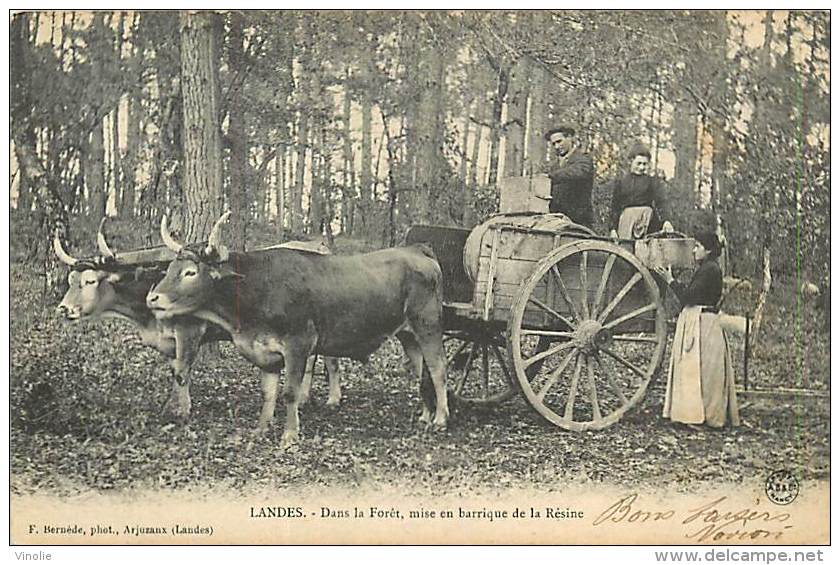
[543,124,595,228]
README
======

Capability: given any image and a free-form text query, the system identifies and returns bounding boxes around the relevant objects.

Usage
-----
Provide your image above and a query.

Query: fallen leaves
[8,264,831,497]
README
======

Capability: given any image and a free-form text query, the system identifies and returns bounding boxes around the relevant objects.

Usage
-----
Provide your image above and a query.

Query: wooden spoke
[602,302,658,331]
[520,329,575,338]
[597,272,642,324]
[612,335,660,343]
[592,253,616,318]
[527,295,575,329]
[536,349,577,402]
[491,345,512,382]
[580,251,590,319]
[563,354,583,420]
[447,339,470,363]
[596,355,628,404]
[454,343,477,393]
[601,346,648,379]
[481,345,489,399]
[523,340,576,370]
[551,265,582,322]
[586,356,602,421]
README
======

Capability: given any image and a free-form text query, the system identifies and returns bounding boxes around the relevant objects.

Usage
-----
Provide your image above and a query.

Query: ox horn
[97,217,116,259]
[205,211,231,257]
[53,232,79,266]
[160,215,184,253]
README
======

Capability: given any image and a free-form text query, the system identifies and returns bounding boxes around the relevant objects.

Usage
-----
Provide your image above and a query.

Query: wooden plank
[736,386,830,399]
[482,228,501,321]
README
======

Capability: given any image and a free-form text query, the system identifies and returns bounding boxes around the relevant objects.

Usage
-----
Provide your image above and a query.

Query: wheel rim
[508,241,666,431]
[444,331,515,404]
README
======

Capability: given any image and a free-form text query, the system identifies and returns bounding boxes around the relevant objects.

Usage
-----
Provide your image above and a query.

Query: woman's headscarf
[628,142,651,160]
[694,230,722,259]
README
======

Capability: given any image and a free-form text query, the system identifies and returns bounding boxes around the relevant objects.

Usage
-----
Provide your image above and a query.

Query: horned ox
[147,213,449,447]
[54,220,340,417]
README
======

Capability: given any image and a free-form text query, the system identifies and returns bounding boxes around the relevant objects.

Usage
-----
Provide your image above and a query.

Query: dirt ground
[9,263,829,496]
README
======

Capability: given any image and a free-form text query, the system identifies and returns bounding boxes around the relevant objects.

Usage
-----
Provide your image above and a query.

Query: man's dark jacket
[546,150,595,227]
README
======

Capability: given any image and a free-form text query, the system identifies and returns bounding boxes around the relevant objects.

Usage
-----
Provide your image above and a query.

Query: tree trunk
[143,15,182,232]
[11,14,34,213]
[416,48,444,224]
[487,63,510,186]
[14,141,70,298]
[469,101,486,190]
[710,12,729,213]
[179,10,224,241]
[672,96,697,207]
[457,109,471,223]
[321,126,335,246]
[87,122,107,224]
[382,113,398,247]
[341,72,355,235]
[121,96,141,218]
[110,12,125,214]
[310,135,322,237]
[291,114,308,234]
[400,19,422,225]
[275,145,286,236]
[459,110,470,182]
[359,76,373,236]
[226,11,247,251]
[526,64,547,175]
[503,59,528,178]
[120,15,142,219]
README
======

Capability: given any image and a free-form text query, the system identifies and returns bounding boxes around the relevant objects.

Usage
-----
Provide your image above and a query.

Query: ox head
[54,219,125,320]
[147,212,236,319]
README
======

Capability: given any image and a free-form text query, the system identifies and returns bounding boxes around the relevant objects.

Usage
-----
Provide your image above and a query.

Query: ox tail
[414,243,443,302]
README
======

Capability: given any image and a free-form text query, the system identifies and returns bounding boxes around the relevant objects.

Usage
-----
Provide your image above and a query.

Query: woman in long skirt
[655,231,740,428]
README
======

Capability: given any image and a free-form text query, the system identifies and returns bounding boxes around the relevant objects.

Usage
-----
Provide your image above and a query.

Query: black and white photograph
[8,9,830,548]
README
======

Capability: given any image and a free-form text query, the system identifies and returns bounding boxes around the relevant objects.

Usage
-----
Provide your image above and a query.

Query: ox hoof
[326,397,341,408]
[298,394,311,406]
[162,395,191,418]
[419,408,433,425]
[244,428,272,452]
[432,418,448,431]
[255,418,273,434]
[280,431,300,449]
[421,411,448,433]
[161,405,190,424]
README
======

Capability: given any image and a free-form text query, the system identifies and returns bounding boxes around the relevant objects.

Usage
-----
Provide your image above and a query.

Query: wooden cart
[406,213,695,431]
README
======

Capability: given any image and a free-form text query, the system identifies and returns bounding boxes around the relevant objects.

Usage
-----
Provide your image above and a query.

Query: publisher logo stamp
[765,470,799,505]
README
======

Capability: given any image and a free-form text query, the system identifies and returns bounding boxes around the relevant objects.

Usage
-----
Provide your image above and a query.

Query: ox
[146,213,448,447]
[54,220,340,418]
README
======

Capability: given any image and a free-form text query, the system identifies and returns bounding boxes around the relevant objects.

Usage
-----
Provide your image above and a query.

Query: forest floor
[9,246,830,497]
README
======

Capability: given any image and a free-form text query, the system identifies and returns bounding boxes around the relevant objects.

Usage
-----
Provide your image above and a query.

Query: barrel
[463,213,595,281]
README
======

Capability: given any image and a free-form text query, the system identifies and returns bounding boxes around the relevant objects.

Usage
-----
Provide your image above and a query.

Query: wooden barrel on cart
[463,213,595,282]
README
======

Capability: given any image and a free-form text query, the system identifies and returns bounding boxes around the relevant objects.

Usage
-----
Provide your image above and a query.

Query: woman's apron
[617,206,653,239]
[663,306,740,427]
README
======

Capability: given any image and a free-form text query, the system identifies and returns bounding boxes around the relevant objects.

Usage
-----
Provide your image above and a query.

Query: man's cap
[628,142,652,160]
[545,123,577,140]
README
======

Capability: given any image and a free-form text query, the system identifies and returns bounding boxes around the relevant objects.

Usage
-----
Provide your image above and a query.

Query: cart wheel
[444,332,515,404]
[508,241,666,431]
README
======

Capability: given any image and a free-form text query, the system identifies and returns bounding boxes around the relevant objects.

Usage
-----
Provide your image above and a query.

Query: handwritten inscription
[593,493,793,542]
